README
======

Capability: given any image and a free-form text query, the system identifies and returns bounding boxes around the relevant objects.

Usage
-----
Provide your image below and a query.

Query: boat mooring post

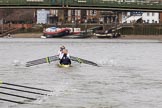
[85,19,87,36]
[72,20,74,33]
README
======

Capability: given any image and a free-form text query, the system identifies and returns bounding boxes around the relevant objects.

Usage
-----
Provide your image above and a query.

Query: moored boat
[42,27,70,38]
[41,27,81,38]
[68,28,81,35]
[95,29,121,38]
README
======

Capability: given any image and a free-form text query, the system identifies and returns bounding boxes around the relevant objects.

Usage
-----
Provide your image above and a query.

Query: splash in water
[12,60,21,66]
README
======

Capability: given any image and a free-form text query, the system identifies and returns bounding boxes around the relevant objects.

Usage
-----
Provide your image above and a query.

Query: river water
[0,38,162,108]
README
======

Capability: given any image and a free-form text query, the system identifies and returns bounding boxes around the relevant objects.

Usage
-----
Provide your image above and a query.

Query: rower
[59,49,71,65]
[58,46,70,59]
[58,46,65,59]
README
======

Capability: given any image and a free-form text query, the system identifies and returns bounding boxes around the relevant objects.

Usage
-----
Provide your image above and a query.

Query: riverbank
[3,33,162,40]
[121,35,162,40]
[11,33,43,38]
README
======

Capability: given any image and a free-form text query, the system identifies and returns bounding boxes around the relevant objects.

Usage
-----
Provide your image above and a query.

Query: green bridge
[0,0,162,11]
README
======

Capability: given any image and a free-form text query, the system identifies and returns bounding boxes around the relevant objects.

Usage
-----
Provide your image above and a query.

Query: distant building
[100,11,117,23]
[37,9,49,24]
[142,12,159,23]
[66,9,100,23]
[121,12,142,23]
[159,12,162,23]
[86,10,100,23]
[121,11,160,23]
[67,10,82,23]
[47,9,58,24]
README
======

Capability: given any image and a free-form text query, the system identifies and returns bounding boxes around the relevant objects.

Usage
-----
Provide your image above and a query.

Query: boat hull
[58,64,71,68]
[42,27,81,38]
[43,29,70,38]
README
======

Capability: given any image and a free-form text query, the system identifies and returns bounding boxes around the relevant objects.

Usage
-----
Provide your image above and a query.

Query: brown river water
[0,38,162,108]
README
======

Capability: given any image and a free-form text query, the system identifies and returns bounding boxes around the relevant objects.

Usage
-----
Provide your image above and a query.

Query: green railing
[0,0,52,5]
[0,0,162,10]
[119,24,162,35]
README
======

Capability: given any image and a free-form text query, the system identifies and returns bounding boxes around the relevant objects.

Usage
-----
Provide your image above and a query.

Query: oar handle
[0,86,47,95]
[0,92,36,100]
[0,98,24,104]
[3,82,52,92]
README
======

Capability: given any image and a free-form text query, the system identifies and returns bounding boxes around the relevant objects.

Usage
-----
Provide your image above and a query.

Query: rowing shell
[58,64,71,68]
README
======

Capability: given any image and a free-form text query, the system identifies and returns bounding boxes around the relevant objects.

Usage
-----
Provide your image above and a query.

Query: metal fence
[0,0,162,10]
[117,24,162,35]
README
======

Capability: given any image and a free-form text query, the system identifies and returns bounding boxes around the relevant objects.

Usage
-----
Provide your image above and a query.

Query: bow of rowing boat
[58,64,71,68]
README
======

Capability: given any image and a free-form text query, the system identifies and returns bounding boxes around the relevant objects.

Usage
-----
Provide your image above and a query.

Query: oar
[0,91,36,100]
[0,86,48,95]
[0,98,24,104]
[26,55,59,67]
[0,81,52,92]
[70,56,99,67]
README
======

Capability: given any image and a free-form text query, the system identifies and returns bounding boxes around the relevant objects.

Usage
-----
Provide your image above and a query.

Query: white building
[142,12,159,23]
[121,11,159,23]
[37,9,49,24]
[121,12,142,23]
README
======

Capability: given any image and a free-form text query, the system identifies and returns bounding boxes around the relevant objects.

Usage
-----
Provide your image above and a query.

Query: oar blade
[26,58,47,67]
[70,56,99,67]
[26,55,59,67]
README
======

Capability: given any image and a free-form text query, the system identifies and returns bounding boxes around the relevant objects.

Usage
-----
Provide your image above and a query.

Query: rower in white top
[58,46,71,65]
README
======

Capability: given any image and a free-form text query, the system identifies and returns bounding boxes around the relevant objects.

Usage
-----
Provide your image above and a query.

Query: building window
[143,20,145,23]
[152,13,155,16]
[147,12,149,16]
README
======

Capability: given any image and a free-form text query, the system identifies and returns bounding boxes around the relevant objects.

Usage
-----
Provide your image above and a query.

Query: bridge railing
[68,0,162,10]
[0,0,52,5]
[0,0,162,10]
